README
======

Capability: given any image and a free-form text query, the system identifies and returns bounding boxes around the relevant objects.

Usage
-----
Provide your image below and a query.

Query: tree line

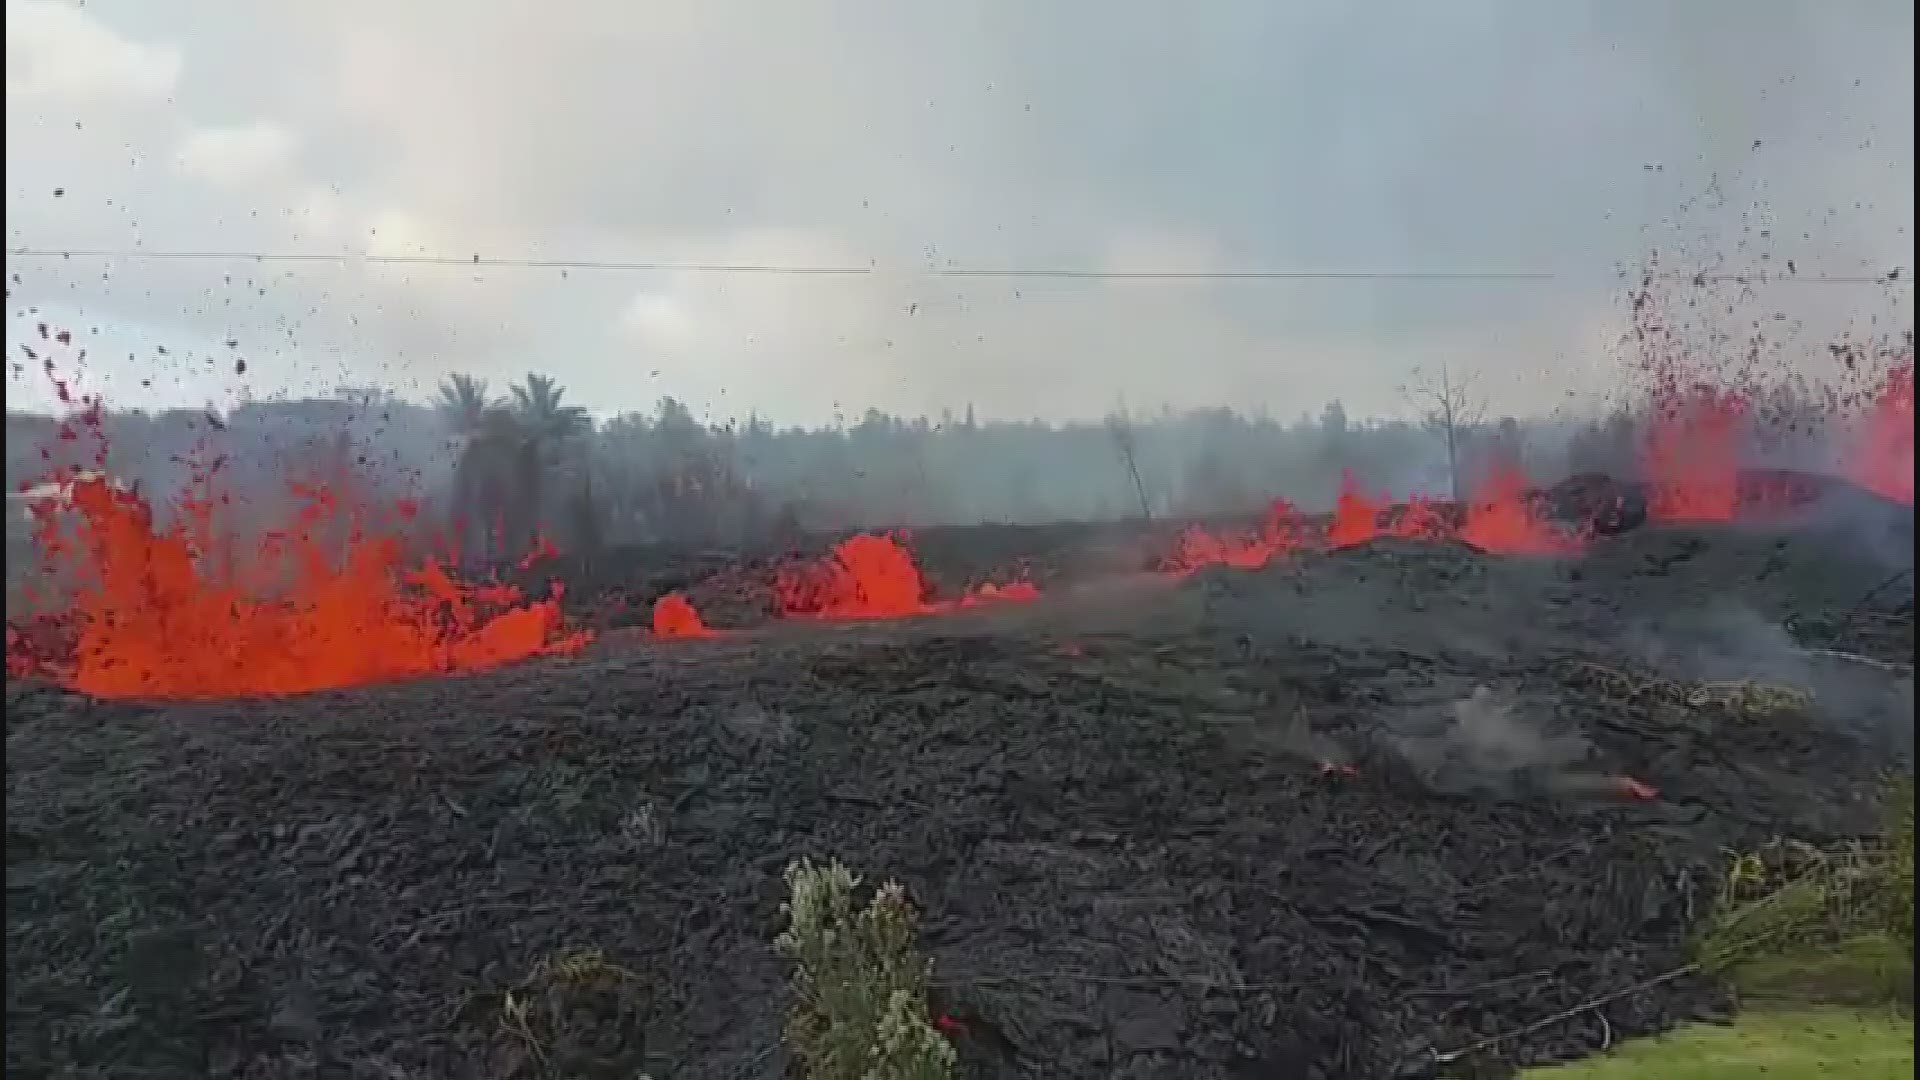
[6,367,1849,564]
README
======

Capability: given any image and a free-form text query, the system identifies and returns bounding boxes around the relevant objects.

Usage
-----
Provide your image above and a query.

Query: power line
[4,248,871,276]
[938,267,1555,281]
[2,246,1907,285]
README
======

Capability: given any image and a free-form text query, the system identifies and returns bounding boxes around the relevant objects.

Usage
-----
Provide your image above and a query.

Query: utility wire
[4,248,871,276]
[2,246,1907,285]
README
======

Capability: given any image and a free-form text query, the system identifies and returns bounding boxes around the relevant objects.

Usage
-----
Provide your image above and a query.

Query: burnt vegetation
[5,502,1914,1078]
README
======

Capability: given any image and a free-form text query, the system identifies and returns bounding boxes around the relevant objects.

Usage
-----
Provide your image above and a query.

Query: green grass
[1520,1007,1912,1079]
[1730,932,1913,1008]
[1521,776,1916,1078]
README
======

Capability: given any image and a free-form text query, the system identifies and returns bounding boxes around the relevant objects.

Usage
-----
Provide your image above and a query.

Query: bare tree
[1399,363,1487,500]
[1104,403,1154,520]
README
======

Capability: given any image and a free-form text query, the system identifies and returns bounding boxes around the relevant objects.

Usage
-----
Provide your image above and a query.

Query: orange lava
[1325,475,1391,550]
[1642,384,1747,523]
[774,532,1041,620]
[1167,527,1279,572]
[1850,359,1915,505]
[1326,473,1458,550]
[1458,467,1585,556]
[957,580,1042,606]
[652,592,718,638]
[1169,469,1580,574]
[775,533,935,618]
[1163,498,1315,573]
[1161,300,1916,578]
[8,474,590,700]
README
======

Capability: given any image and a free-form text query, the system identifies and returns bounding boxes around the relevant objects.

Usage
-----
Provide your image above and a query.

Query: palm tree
[436,374,510,565]
[510,373,592,444]
[507,372,592,551]
[437,373,500,439]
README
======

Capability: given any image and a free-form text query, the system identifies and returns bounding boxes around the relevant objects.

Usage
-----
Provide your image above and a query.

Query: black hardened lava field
[6,514,1915,1079]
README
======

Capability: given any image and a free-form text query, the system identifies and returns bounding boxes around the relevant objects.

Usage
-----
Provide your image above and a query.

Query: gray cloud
[5,0,1912,425]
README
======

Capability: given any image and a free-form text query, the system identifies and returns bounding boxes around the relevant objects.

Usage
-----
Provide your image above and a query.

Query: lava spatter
[1641,384,1748,523]
[8,473,590,700]
[1850,357,1914,505]
[1458,467,1585,556]
[652,591,718,638]
[774,532,1040,620]
[1162,498,1314,575]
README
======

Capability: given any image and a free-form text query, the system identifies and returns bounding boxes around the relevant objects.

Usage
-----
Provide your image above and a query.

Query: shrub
[774,857,956,1080]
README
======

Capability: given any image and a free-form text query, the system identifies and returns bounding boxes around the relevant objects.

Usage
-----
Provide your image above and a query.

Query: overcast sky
[5,0,1913,425]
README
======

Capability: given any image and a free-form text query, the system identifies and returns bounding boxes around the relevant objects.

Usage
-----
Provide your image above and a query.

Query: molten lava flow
[1458,467,1584,556]
[1157,267,1914,574]
[1642,384,1747,523]
[957,580,1041,606]
[774,532,1040,620]
[1162,499,1314,575]
[1850,359,1915,505]
[652,592,717,639]
[775,533,935,619]
[1165,525,1274,573]
[1391,497,1453,542]
[1326,473,1453,549]
[1325,473,1389,549]
[7,475,591,700]
[1168,465,1599,569]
